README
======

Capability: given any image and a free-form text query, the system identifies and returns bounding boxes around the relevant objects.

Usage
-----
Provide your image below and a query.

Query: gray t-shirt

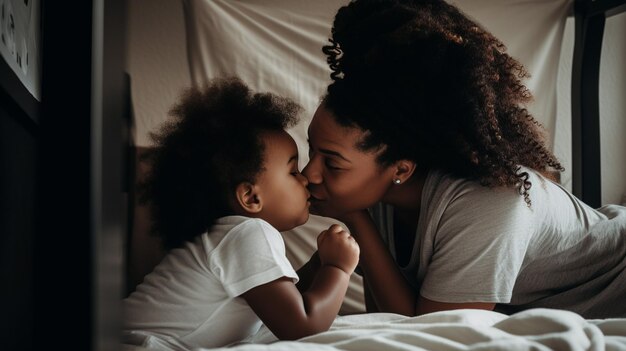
[371,167,626,318]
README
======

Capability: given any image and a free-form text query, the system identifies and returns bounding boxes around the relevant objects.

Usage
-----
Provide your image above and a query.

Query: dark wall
[1,2,127,349]
[32,2,94,348]
[0,89,37,350]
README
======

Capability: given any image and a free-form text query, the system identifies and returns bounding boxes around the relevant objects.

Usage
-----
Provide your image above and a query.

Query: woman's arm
[363,276,496,315]
[341,210,417,316]
[362,276,379,313]
[242,225,359,340]
[347,211,496,316]
[295,251,321,293]
[415,296,495,315]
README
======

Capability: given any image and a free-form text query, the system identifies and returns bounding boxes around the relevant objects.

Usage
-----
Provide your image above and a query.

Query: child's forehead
[261,129,296,143]
[261,130,299,158]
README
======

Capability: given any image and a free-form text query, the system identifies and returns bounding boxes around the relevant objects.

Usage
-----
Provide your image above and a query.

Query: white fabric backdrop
[180,0,572,314]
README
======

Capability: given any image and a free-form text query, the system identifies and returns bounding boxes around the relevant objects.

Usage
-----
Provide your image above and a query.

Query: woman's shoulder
[423,168,534,217]
[425,169,515,200]
[420,169,540,248]
[426,167,550,199]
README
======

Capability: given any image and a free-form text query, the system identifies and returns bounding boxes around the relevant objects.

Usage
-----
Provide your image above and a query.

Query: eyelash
[324,161,341,170]
[308,143,341,171]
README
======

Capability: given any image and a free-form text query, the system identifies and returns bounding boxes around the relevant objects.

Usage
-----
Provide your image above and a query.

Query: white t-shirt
[123,216,298,350]
[371,167,626,318]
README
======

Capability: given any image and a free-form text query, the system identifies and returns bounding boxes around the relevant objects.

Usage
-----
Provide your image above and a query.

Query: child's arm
[241,225,359,340]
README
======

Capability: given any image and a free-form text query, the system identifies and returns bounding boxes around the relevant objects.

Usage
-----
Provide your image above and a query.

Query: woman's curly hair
[140,78,301,250]
[322,0,563,205]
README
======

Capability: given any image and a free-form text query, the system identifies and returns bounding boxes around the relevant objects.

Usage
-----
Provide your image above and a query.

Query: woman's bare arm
[341,210,416,316]
[345,210,496,316]
[363,275,496,315]
[362,277,379,313]
[295,251,321,294]
[415,296,495,315]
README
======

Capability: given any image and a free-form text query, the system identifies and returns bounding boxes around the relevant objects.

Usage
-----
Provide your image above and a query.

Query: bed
[124,0,626,350]
[224,309,626,351]
[122,308,626,351]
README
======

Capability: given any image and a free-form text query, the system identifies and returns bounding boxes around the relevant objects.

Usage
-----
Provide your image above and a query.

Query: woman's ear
[234,182,263,214]
[392,160,417,184]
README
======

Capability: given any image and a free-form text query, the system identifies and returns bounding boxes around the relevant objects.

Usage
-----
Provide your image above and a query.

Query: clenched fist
[317,224,360,275]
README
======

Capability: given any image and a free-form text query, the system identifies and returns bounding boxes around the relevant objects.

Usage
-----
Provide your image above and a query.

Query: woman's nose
[302,158,322,184]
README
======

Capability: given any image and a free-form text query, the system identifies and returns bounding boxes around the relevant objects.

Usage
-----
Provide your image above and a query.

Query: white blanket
[196,309,626,351]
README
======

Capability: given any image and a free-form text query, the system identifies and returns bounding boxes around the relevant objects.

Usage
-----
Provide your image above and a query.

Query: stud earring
[393,179,401,184]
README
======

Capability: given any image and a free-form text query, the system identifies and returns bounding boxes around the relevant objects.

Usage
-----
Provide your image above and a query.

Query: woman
[302,0,626,318]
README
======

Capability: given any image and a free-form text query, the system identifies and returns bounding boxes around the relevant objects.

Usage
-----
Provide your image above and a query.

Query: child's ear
[392,160,417,184]
[235,182,263,214]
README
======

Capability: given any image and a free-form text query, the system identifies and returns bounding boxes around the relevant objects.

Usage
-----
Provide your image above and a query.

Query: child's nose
[297,172,308,186]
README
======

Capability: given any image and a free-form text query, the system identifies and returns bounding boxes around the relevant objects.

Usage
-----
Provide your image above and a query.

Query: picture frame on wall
[0,0,40,123]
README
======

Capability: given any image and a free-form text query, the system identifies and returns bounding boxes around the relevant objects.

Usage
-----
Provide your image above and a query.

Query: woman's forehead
[307,106,388,167]
[308,106,362,146]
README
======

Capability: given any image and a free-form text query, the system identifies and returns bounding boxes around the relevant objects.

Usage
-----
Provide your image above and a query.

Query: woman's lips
[308,193,323,202]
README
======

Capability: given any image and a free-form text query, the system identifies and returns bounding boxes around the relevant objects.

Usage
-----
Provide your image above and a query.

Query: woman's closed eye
[324,160,341,171]
[307,140,345,171]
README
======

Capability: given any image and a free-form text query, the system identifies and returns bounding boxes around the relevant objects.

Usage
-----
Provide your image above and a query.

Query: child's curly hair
[322,0,563,205]
[141,78,301,250]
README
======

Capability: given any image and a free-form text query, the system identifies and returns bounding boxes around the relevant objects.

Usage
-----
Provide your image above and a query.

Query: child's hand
[317,224,360,275]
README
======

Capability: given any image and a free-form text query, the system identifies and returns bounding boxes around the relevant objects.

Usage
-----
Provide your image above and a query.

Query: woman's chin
[308,202,322,216]
[309,202,338,219]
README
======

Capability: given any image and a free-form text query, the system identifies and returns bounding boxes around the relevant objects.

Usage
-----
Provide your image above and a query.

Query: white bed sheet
[194,309,626,351]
